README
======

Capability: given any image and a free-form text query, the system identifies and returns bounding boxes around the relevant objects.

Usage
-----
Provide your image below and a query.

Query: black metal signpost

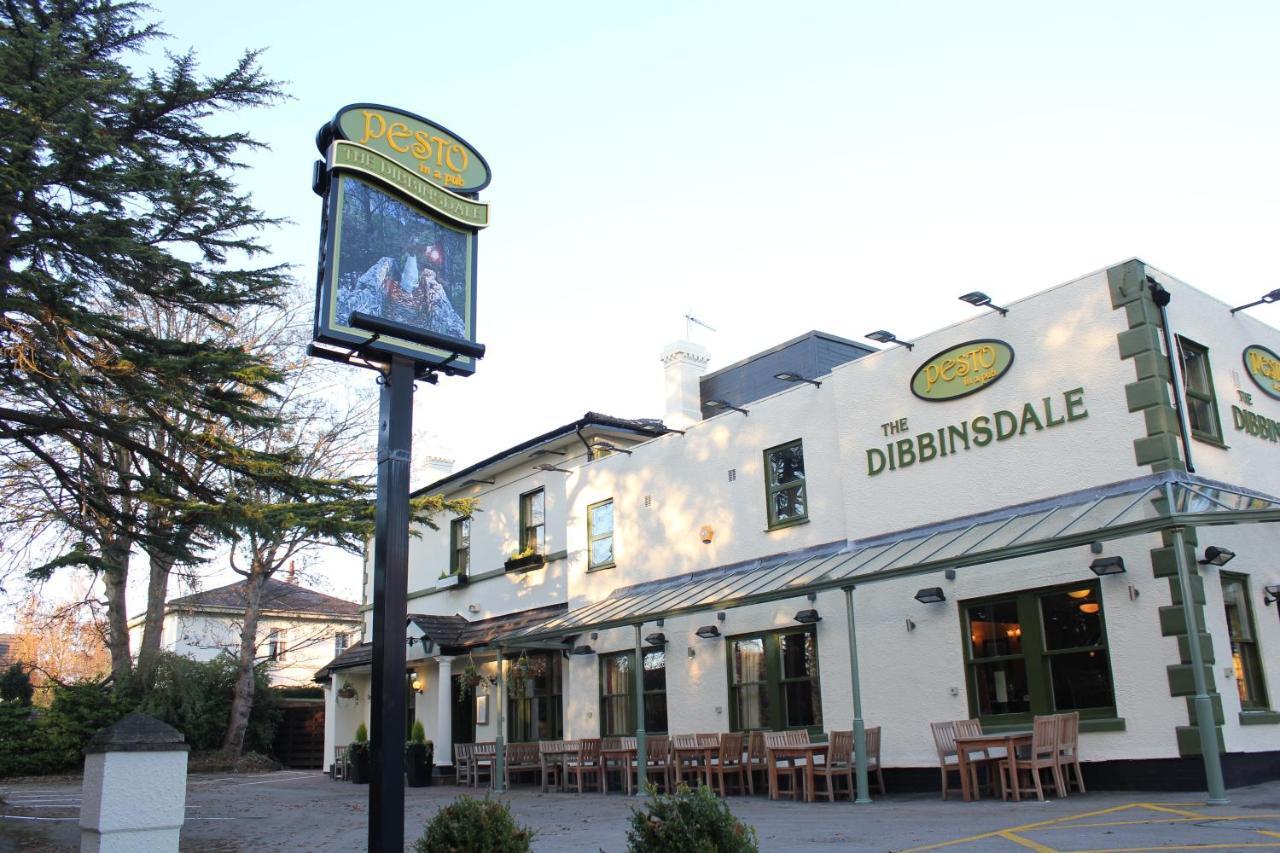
[309,104,491,852]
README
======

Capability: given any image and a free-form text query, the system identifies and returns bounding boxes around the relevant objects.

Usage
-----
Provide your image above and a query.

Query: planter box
[435,573,467,589]
[349,748,370,784]
[406,744,434,787]
[504,553,545,572]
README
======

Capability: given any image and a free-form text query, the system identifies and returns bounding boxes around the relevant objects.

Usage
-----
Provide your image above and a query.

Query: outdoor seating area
[931,712,1085,803]
[435,730,885,803]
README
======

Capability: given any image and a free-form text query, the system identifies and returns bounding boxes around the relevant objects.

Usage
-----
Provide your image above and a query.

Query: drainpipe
[1166,489,1226,803]
[842,586,872,804]
[493,648,506,793]
[633,623,647,796]
[1148,278,1196,474]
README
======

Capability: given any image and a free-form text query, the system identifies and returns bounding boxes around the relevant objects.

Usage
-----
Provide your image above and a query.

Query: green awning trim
[503,472,1280,644]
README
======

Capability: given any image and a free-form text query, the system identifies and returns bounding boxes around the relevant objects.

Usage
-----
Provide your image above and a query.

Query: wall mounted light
[571,644,595,656]
[865,330,914,351]
[695,625,721,639]
[1200,546,1236,567]
[1089,556,1127,576]
[687,647,696,658]
[411,675,423,693]
[958,291,1009,316]
[644,632,668,646]
[705,399,749,416]
[699,525,715,544]
[914,587,946,604]
[1229,288,1280,314]
[905,617,916,632]
[793,609,821,624]
[1264,585,1280,606]
[774,371,822,388]
[533,462,573,474]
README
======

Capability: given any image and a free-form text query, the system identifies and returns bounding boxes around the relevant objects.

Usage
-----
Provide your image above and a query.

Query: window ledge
[1191,433,1229,450]
[1239,710,1280,726]
[981,717,1125,734]
[765,517,810,533]
[586,562,616,573]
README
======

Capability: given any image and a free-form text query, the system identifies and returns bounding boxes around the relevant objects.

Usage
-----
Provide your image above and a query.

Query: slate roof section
[314,641,371,681]
[408,614,467,647]
[168,578,360,619]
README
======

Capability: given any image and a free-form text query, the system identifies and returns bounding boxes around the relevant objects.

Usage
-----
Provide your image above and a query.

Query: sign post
[309,104,491,853]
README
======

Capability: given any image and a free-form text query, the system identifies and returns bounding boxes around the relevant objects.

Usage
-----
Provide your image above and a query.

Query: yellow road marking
[900,801,1280,853]
[999,830,1059,853]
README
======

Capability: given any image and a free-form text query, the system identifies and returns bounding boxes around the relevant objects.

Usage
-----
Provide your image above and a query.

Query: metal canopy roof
[505,472,1280,644]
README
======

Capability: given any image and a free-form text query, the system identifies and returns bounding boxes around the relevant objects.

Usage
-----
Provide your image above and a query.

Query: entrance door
[452,674,476,747]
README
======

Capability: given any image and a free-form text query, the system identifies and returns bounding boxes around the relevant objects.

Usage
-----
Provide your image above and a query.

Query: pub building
[316,258,1280,792]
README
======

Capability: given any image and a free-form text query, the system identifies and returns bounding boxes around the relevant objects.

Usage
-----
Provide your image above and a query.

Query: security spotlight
[1230,288,1280,314]
[958,291,1009,316]
[793,609,821,624]
[695,625,721,639]
[865,330,914,351]
[914,587,946,604]
[1089,556,1127,576]
[1200,546,1235,567]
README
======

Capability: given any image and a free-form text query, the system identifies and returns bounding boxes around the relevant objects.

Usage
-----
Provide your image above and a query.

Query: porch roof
[503,472,1280,644]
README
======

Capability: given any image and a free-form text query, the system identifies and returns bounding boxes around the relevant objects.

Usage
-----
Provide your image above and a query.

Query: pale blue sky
[119,1,1280,601]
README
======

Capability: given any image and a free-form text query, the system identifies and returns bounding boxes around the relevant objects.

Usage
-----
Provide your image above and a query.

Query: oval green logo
[910,339,1015,401]
[1243,344,1280,400]
[331,103,491,193]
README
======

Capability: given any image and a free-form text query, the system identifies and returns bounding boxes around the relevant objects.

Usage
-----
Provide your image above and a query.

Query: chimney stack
[661,340,710,430]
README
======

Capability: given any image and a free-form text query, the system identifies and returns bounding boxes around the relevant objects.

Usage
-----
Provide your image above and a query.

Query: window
[964,583,1116,725]
[728,628,822,732]
[507,652,562,742]
[599,648,667,736]
[588,499,614,570]
[334,631,349,657]
[450,516,471,575]
[266,629,287,662]
[1221,574,1269,711]
[519,489,545,555]
[763,440,807,528]
[1177,337,1223,443]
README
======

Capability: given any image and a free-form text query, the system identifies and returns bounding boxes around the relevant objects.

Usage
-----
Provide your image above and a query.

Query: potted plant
[436,570,467,589]
[406,720,434,787]
[457,655,486,698]
[337,680,357,700]
[506,653,531,698]
[349,722,371,784]
[504,546,544,572]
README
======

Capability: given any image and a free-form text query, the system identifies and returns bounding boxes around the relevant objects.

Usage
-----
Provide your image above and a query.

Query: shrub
[0,663,34,705]
[626,783,759,853]
[354,722,369,743]
[0,702,50,777]
[410,719,426,745]
[414,795,534,853]
[137,653,278,753]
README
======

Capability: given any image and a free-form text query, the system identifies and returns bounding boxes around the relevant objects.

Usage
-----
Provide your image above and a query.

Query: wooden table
[954,731,1033,802]
[672,740,716,788]
[600,745,638,794]
[539,741,580,792]
[765,743,829,802]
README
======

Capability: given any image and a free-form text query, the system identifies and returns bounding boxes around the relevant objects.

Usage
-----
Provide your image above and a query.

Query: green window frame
[1177,336,1224,444]
[450,516,471,576]
[726,627,822,733]
[587,499,615,570]
[962,581,1117,727]
[1221,573,1270,711]
[507,652,563,742]
[519,488,545,555]
[763,439,808,529]
[598,648,667,736]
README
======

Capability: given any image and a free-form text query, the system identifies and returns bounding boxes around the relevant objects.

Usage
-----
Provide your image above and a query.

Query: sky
[15,1,1280,614]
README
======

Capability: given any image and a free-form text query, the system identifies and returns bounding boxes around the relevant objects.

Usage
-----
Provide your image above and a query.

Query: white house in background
[131,577,362,687]
[318,259,1280,791]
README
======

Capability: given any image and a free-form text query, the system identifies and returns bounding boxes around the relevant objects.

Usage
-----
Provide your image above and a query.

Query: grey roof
[408,613,467,647]
[315,641,371,681]
[504,473,1280,643]
[169,578,360,619]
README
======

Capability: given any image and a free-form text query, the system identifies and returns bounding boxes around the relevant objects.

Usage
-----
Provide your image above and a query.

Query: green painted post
[633,624,647,796]
[1169,521,1227,804]
[493,648,506,793]
[843,586,872,804]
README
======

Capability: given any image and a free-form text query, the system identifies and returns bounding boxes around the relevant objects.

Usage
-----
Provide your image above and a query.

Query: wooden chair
[862,726,886,795]
[471,742,495,788]
[671,734,707,787]
[539,740,564,792]
[1056,712,1085,793]
[603,737,637,794]
[930,721,977,800]
[644,735,671,792]
[713,732,748,797]
[953,718,1002,798]
[745,731,767,795]
[332,745,349,781]
[505,742,541,787]
[567,738,604,793]
[453,743,472,786]
[1001,715,1064,801]
[762,730,809,800]
[813,730,854,802]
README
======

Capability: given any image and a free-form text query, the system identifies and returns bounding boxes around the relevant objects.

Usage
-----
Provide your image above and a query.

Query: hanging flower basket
[337,681,357,700]
[457,655,486,698]
[506,653,531,697]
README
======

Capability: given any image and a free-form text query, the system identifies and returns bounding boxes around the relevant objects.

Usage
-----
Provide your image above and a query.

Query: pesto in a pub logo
[910,339,1015,401]
[1243,344,1280,401]
[330,104,492,193]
